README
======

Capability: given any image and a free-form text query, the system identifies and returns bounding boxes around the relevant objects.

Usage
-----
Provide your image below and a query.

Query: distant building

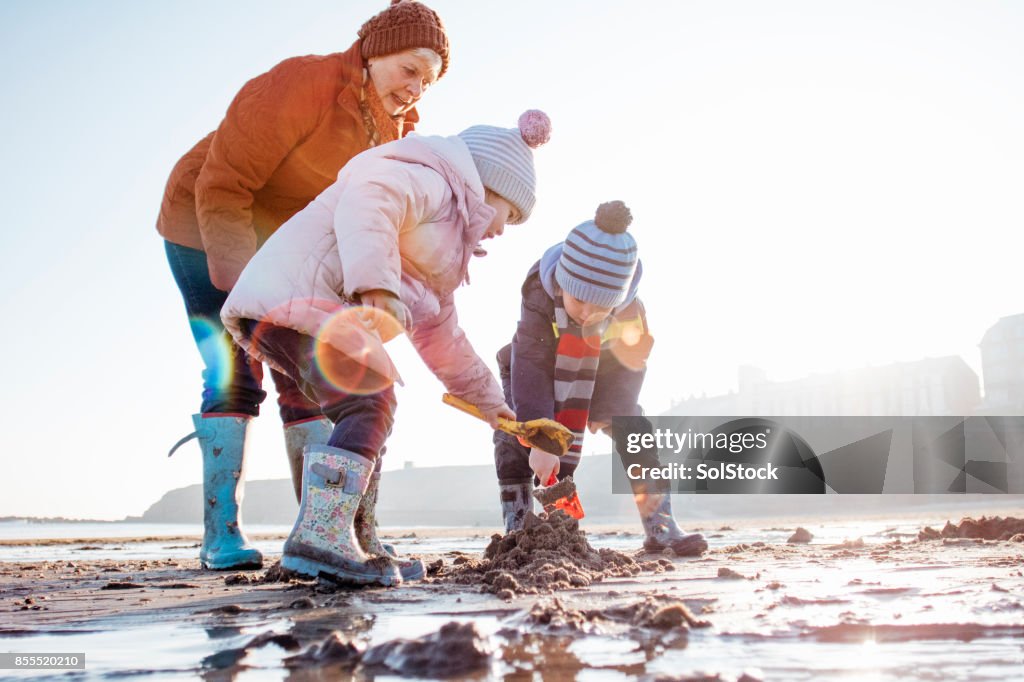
[668,357,980,417]
[978,313,1024,414]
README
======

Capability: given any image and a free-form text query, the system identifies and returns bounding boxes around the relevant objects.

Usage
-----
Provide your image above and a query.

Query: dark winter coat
[500,246,653,426]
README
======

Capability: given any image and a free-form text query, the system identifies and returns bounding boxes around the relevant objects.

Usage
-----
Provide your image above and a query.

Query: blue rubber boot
[282,444,401,587]
[192,414,263,570]
[638,493,708,556]
[355,470,425,581]
[283,417,334,503]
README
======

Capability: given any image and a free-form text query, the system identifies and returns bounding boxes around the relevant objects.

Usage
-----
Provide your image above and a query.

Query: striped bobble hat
[458,110,551,224]
[556,200,638,308]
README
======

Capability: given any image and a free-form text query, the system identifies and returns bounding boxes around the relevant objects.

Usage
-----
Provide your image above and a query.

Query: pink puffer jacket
[221,134,506,411]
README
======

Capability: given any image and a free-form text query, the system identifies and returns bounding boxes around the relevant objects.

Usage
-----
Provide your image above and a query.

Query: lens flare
[189,317,233,391]
[620,323,643,347]
[313,306,399,395]
[608,330,654,371]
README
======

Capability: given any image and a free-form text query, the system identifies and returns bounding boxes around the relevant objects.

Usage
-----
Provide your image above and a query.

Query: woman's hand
[529,447,561,484]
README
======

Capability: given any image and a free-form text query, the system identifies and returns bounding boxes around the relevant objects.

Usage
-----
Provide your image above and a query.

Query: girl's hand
[529,447,560,484]
[358,289,412,340]
[480,402,515,429]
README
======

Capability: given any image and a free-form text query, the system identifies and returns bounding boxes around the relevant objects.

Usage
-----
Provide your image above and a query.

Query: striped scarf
[552,295,609,468]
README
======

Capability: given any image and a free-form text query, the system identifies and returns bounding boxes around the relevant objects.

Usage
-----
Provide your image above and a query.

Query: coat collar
[336,39,420,136]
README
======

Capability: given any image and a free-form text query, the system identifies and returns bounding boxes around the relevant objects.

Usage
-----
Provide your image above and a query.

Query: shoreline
[4,502,1024,547]
[2,512,1023,679]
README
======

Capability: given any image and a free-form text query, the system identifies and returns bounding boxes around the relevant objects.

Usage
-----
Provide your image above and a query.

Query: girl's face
[562,291,614,327]
[367,49,440,115]
[482,191,520,239]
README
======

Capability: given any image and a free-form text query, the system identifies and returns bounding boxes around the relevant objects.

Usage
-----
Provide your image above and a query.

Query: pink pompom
[518,109,551,148]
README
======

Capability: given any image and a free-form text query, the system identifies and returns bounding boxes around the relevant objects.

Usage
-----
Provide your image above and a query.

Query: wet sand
[2,517,1024,680]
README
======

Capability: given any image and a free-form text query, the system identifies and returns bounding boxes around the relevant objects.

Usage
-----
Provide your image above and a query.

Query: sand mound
[434,511,673,598]
[362,622,492,676]
[286,622,491,676]
[788,527,813,543]
[918,516,1024,542]
[516,595,710,634]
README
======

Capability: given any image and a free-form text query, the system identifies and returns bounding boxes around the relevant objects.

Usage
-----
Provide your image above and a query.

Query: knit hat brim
[474,158,535,225]
[358,1,450,77]
[555,261,631,308]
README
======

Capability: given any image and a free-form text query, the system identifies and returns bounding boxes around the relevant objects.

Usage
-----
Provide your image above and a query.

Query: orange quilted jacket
[156,39,418,290]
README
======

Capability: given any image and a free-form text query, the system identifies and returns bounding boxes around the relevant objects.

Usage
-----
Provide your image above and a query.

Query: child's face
[482,191,519,239]
[562,291,614,326]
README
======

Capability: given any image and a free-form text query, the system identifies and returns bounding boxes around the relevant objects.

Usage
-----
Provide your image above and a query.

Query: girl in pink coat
[222,111,551,586]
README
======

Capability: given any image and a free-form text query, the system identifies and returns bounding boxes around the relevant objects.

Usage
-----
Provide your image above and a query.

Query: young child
[221,110,552,586]
[493,201,708,556]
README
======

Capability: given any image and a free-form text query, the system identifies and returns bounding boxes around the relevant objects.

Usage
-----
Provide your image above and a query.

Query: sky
[0,0,1021,519]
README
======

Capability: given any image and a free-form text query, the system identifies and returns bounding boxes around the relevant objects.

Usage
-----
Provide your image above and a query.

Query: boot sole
[643,536,709,557]
[398,560,425,582]
[281,553,401,587]
[363,544,422,580]
[200,550,264,571]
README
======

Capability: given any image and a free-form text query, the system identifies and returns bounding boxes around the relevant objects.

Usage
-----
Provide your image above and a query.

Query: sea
[0,516,940,563]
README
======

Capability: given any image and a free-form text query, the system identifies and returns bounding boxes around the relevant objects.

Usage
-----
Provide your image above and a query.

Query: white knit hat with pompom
[457,109,551,224]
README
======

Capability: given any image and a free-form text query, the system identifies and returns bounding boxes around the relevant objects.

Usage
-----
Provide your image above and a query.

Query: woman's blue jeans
[164,240,322,423]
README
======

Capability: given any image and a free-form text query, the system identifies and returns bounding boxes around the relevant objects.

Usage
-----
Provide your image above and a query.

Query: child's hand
[358,289,413,340]
[480,402,515,429]
[587,420,610,434]
[529,447,560,484]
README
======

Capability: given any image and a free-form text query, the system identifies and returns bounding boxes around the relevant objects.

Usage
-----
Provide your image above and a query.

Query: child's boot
[354,468,425,581]
[283,417,334,502]
[282,444,401,586]
[499,478,534,533]
[636,493,708,556]
[186,414,263,570]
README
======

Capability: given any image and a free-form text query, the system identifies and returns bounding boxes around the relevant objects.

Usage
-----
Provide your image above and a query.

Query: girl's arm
[409,293,506,411]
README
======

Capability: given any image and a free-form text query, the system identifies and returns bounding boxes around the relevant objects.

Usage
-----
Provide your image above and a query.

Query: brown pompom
[594,201,632,233]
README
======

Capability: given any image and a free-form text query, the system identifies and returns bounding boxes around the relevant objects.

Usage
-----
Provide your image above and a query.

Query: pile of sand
[918,516,1024,542]
[284,622,491,676]
[433,511,674,599]
[514,595,710,634]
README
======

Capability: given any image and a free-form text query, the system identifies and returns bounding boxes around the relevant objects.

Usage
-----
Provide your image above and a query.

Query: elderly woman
[159,0,449,572]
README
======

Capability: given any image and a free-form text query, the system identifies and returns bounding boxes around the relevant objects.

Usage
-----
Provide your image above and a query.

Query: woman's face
[482,191,520,239]
[367,50,440,116]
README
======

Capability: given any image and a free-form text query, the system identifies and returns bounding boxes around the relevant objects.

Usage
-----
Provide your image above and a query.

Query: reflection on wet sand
[1,515,1022,680]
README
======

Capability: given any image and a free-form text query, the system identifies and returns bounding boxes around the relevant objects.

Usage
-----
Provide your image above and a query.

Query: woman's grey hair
[408,47,443,80]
